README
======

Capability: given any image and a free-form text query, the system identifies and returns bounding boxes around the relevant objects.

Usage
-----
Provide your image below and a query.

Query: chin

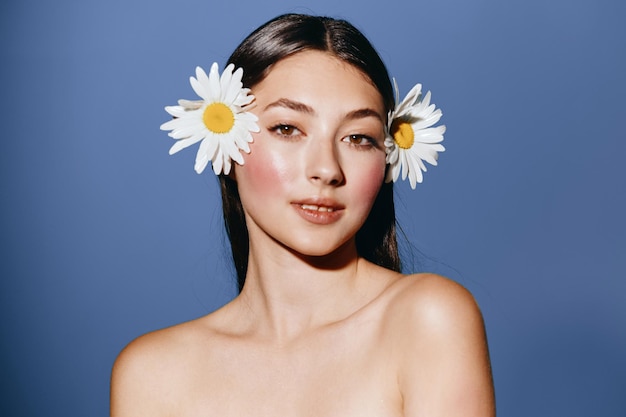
[285,236,356,260]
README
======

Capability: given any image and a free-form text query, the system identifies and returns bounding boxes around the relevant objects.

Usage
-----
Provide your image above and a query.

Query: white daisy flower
[385,79,446,189]
[160,63,259,175]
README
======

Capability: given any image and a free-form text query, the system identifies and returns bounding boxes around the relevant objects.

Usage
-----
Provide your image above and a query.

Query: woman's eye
[271,124,301,137]
[343,134,375,147]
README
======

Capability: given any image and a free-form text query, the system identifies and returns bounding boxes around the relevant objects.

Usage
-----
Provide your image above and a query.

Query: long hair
[220,14,401,292]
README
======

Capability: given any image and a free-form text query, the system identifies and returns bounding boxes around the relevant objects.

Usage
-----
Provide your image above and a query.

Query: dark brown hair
[220,14,401,292]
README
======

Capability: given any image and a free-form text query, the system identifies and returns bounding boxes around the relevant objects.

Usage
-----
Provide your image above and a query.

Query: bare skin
[111,51,495,417]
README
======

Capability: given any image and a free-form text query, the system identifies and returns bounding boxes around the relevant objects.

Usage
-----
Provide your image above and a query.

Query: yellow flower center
[203,103,235,133]
[390,120,414,149]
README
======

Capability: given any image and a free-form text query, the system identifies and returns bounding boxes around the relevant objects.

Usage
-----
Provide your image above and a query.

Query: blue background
[1,0,624,416]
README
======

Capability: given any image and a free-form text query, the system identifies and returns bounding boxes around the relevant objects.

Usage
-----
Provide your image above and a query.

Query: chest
[177,324,403,417]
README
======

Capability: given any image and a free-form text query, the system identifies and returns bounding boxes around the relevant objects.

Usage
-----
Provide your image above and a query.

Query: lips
[299,204,336,212]
[292,198,344,224]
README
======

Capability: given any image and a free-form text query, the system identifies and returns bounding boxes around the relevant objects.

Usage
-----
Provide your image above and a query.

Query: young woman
[111,14,495,417]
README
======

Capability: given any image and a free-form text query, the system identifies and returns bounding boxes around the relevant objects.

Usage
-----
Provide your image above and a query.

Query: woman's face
[236,50,387,258]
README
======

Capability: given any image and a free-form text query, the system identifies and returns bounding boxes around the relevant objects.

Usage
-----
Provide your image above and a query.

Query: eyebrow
[345,108,384,123]
[264,98,315,114]
[264,98,384,122]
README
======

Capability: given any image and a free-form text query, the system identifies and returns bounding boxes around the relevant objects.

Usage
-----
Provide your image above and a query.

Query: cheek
[359,168,386,206]
[358,155,387,194]
[237,137,294,197]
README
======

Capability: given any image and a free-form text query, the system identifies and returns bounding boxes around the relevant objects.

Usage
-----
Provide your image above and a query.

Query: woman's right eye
[270,124,301,137]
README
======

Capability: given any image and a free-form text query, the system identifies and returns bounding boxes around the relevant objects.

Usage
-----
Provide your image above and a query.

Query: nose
[305,138,344,186]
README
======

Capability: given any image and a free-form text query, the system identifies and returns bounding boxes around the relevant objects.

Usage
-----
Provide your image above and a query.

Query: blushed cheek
[354,163,386,212]
[364,170,386,202]
[238,138,294,198]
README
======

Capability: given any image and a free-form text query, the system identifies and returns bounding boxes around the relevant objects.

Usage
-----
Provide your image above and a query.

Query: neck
[235,238,370,343]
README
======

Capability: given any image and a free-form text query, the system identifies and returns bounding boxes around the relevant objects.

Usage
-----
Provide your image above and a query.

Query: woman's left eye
[342,134,376,148]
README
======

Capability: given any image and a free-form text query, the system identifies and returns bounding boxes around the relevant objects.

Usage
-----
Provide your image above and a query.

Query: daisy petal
[169,131,205,155]
[190,67,212,102]
[208,63,222,101]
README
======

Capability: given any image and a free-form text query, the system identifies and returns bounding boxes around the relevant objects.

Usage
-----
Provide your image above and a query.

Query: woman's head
[219,14,400,291]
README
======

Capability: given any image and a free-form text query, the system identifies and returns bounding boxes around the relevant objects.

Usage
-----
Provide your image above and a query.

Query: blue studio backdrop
[1,0,625,416]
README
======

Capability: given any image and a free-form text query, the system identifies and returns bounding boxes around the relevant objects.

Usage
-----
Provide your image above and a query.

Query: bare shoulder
[382,274,495,417]
[112,319,199,378]
[110,317,213,417]
[384,273,484,331]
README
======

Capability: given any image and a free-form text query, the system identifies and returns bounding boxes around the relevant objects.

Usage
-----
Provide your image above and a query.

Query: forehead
[251,50,384,113]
